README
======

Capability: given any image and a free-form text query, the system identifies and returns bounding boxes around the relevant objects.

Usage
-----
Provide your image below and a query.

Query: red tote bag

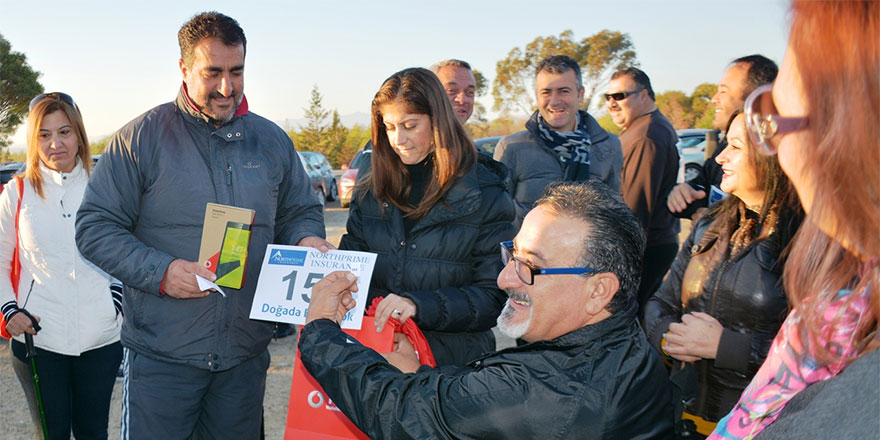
[285,317,393,440]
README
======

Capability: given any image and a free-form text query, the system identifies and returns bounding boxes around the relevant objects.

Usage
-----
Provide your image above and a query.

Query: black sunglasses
[29,92,78,112]
[603,88,643,102]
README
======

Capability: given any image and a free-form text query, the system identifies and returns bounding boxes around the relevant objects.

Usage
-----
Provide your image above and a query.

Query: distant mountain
[276,112,371,132]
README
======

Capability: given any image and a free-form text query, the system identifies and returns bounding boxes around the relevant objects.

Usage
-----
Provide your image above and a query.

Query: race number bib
[249,245,376,329]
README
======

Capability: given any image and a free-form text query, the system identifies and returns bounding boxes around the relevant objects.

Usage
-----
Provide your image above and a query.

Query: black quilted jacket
[299,299,674,439]
[339,155,515,365]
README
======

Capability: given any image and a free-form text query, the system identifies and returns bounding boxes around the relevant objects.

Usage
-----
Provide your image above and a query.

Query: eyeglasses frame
[744,84,808,155]
[500,241,597,286]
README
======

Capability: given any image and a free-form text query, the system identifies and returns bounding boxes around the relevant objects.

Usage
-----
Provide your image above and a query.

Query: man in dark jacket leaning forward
[300,181,674,439]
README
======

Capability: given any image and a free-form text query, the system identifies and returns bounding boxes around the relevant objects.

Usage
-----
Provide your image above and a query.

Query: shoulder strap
[11,176,23,297]
[14,176,22,229]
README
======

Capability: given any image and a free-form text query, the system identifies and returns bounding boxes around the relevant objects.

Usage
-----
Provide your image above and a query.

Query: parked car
[0,162,24,186]
[297,152,326,210]
[300,151,337,201]
[339,149,371,208]
[676,129,713,182]
[473,136,503,158]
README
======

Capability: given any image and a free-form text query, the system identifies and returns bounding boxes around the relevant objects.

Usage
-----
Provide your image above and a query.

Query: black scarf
[526,109,592,182]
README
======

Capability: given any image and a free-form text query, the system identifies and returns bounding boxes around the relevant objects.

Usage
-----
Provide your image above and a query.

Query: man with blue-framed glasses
[298,181,674,439]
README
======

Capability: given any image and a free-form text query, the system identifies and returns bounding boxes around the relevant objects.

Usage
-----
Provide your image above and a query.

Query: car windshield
[678,136,705,148]
[350,151,371,169]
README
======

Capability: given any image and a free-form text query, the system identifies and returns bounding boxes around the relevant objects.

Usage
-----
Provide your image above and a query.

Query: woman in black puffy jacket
[643,111,803,431]
[339,68,515,365]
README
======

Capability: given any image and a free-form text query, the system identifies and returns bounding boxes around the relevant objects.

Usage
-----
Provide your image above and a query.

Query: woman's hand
[374,294,417,333]
[663,312,723,362]
[297,236,336,253]
[6,311,40,337]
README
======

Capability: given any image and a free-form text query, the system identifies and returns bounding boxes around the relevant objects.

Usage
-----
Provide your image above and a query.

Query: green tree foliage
[340,124,370,166]
[596,114,621,136]
[296,85,329,152]
[286,85,369,168]
[0,151,26,162]
[465,68,491,138]
[492,30,637,115]
[90,136,110,155]
[691,83,717,129]
[468,69,490,126]
[322,110,349,166]
[468,116,528,140]
[0,33,43,152]
[655,83,718,129]
[655,90,693,129]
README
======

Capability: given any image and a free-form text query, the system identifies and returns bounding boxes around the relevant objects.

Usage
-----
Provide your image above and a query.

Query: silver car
[300,151,338,202]
[676,129,713,182]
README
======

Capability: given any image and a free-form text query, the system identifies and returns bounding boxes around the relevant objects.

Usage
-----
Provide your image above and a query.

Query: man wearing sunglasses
[494,55,622,229]
[666,55,778,219]
[298,181,673,439]
[605,67,680,316]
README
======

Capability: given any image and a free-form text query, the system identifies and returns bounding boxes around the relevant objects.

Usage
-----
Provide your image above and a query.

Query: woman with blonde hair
[710,1,879,438]
[339,67,515,365]
[1,93,122,439]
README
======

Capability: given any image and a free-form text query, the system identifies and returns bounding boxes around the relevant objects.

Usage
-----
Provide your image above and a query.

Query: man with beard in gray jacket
[494,55,623,229]
[75,12,328,440]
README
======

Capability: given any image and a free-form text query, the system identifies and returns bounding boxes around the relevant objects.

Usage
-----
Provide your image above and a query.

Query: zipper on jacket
[225,163,235,205]
[695,258,732,417]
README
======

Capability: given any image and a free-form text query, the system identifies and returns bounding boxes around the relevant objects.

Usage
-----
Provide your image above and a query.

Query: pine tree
[297,85,329,152]
[324,110,349,167]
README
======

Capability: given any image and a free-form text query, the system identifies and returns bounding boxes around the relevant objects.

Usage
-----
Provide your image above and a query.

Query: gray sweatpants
[120,348,269,440]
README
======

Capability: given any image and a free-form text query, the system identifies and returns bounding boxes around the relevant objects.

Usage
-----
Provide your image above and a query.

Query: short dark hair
[731,54,778,99]
[430,59,472,74]
[611,67,655,101]
[535,55,583,89]
[178,12,246,67]
[534,181,645,314]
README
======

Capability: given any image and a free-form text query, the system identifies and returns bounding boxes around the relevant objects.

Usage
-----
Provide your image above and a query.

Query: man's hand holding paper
[163,259,217,299]
[306,271,358,326]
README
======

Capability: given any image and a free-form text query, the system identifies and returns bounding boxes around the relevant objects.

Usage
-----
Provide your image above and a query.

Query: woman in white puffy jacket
[0,93,122,440]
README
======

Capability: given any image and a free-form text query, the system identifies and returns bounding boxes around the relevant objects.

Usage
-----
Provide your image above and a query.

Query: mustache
[209,91,237,100]
[506,290,530,303]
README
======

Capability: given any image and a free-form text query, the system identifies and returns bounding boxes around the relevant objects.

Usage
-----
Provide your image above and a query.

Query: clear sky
[1,0,791,151]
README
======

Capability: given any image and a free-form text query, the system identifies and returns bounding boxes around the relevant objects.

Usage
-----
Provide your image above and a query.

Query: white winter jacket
[0,161,121,355]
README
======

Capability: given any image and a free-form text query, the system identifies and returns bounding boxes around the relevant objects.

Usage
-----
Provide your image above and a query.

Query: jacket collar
[491,298,640,358]
[410,161,481,232]
[175,85,249,143]
[40,157,85,187]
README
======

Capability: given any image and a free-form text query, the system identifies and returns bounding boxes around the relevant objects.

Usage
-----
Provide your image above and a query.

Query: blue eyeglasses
[500,241,596,285]
[29,92,78,112]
